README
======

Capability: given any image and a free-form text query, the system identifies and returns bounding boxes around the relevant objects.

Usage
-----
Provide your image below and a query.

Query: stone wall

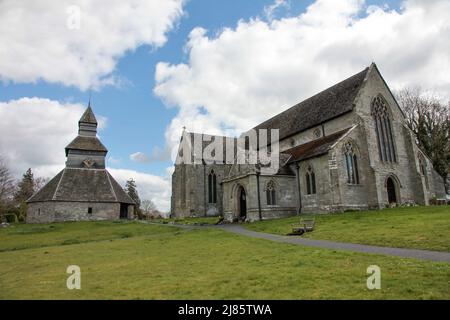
[171,163,231,218]
[353,65,446,206]
[27,201,122,223]
[279,112,356,152]
[330,125,371,210]
[222,173,297,222]
[170,65,447,219]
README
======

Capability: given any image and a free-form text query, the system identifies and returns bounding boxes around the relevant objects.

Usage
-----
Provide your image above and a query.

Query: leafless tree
[0,157,15,215]
[396,87,450,192]
[34,177,49,193]
[141,199,160,218]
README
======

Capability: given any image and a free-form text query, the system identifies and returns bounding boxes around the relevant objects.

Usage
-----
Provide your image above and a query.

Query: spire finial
[88,89,92,108]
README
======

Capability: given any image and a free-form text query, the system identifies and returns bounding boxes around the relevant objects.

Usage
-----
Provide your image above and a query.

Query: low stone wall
[26,201,122,223]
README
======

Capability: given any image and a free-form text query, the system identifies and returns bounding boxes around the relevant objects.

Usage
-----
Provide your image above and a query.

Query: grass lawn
[0,220,449,299]
[151,216,221,225]
[245,206,450,252]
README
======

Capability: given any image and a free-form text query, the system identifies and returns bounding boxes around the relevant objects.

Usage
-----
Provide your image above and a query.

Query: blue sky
[1,0,402,176]
[1,0,448,211]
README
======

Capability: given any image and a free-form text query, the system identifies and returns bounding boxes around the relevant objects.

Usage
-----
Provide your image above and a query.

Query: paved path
[217,224,450,263]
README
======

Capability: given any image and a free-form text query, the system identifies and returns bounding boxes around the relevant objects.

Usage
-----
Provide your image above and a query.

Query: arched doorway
[386,177,397,204]
[238,186,247,219]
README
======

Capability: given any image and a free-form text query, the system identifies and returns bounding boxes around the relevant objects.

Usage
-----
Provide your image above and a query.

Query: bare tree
[141,199,160,218]
[0,159,15,201]
[396,87,450,192]
[0,158,16,217]
[34,177,49,192]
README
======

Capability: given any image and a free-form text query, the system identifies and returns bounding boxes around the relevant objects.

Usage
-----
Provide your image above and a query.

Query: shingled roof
[27,168,134,204]
[283,127,353,163]
[65,136,108,156]
[253,66,369,140]
[79,106,97,124]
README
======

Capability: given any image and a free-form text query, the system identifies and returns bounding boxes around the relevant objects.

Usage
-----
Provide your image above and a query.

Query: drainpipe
[296,162,302,215]
[256,165,262,221]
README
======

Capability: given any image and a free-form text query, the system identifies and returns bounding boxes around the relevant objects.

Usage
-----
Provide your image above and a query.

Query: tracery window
[344,142,360,184]
[266,181,276,205]
[305,166,316,195]
[372,96,396,163]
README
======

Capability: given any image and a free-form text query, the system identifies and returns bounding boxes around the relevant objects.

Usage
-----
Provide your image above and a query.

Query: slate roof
[283,127,352,163]
[27,168,134,204]
[253,67,369,140]
[79,106,97,124]
[65,136,108,156]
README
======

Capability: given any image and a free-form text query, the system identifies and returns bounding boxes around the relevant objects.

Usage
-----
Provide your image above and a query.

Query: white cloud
[108,168,171,213]
[0,97,171,212]
[154,0,450,158]
[130,152,151,163]
[0,98,87,178]
[264,0,290,21]
[130,145,171,164]
[0,0,185,90]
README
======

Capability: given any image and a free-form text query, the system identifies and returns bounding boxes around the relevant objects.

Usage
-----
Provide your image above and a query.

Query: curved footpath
[145,221,450,263]
[216,224,450,263]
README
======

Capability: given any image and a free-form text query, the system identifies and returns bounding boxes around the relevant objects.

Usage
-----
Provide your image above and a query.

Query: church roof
[27,168,135,204]
[65,136,108,155]
[283,127,352,163]
[253,66,369,140]
[79,106,98,124]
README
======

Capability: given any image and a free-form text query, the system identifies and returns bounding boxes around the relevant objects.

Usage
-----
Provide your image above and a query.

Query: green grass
[151,216,221,225]
[245,206,450,252]
[0,221,180,252]
[0,220,449,299]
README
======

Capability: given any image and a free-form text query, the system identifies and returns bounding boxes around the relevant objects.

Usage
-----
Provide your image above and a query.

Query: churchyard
[0,206,449,299]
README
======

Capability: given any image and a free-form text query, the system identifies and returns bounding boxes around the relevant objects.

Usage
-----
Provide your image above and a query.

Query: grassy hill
[1,215,449,299]
[245,206,450,252]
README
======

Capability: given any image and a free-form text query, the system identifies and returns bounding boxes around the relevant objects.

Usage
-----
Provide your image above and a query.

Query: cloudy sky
[1,0,449,212]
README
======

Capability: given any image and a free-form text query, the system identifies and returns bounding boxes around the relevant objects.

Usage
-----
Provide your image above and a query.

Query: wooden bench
[288,217,315,236]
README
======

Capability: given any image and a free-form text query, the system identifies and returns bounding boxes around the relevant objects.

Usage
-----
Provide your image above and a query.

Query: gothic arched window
[305,166,316,195]
[372,96,397,163]
[418,153,429,190]
[208,170,217,204]
[344,141,360,184]
[266,181,276,205]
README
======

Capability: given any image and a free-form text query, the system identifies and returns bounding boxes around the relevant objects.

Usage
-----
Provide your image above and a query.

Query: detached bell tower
[26,101,135,223]
[65,103,108,169]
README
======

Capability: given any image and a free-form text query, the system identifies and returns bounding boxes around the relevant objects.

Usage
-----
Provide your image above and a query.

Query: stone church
[171,63,446,221]
[26,105,135,223]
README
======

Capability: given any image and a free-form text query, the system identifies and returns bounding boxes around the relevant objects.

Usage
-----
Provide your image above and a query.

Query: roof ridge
[105,171,118,202]
[79,106,97,124]
[186,131,236,139]
[252,65,370,140]
[52,168,66,200]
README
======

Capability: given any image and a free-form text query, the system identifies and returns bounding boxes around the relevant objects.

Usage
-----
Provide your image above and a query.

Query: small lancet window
[344,142,360,184]
[266,181,276,205]
[208,170,217,204]
[305,166,316,195]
